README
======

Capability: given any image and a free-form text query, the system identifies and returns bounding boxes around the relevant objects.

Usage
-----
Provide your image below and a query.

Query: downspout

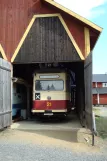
[92,111,97,146]
[92,82,98,146]
[96,82,100,105]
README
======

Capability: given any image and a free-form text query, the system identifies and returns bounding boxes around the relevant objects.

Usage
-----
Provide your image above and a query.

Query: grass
[95,116,107,139]
[93,107,107,139]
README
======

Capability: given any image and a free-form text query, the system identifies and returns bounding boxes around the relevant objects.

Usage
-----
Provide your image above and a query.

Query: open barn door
[84,53,92,130]
[0,58,11,130]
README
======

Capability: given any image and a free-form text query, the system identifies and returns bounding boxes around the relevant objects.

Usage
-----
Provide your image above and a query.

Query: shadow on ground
[19,129,78,142]
[11,113,84,143]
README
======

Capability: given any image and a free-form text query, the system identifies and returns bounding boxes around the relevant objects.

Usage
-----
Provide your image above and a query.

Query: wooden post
[84,27,90,58]
[11,64,13,124]
[27,86,31,119]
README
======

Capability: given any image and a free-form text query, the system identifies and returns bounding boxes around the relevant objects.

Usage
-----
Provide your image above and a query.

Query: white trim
[52,109,67,112]
[97,93,100,105]
[32,109,67,113]
[32,110,45,113]
[96,82,97,88]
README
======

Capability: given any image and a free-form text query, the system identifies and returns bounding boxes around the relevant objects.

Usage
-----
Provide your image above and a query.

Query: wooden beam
[33,13,60,18]
[84,27,90,58]
[0,44,8,60]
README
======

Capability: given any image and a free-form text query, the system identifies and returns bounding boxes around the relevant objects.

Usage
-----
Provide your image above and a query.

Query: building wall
[99,94,107,105]
[0,0,86,61]
[93,94,107,105]
[102,83,107,87]
[93,94,97,105]
[93,82,102,88]
[93,81,107,105]
[93,82,96,88]
[97,82,102,88]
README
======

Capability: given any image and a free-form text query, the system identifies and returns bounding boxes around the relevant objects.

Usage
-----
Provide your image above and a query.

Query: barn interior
[12,61,85,130]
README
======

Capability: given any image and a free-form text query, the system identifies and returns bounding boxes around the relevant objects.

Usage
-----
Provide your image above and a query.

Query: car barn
[0,0,102,143]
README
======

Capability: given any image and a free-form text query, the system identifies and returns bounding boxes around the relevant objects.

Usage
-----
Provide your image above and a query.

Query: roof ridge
[43,0,103,32]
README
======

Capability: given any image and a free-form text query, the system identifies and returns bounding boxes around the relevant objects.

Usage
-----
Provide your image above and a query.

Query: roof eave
[43,0,103,32]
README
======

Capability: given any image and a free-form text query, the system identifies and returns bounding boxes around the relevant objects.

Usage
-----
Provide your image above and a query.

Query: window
[102,83,107,87]
[35,80,64,91]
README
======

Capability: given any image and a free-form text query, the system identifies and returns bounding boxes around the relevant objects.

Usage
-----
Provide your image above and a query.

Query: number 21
[47,102,52,106]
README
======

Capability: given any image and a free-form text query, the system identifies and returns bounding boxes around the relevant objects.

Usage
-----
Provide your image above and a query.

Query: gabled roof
[93,74,107,83]
[43,0,103,32]
[93,87,107,94]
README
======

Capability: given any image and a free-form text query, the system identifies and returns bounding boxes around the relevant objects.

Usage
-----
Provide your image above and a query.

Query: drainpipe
[95,82,97,88]
[96,82,100,105]
[92,112,97,146]
[97,93,100,105]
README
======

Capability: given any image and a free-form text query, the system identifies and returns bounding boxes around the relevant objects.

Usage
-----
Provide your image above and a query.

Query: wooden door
[0,58,11,130]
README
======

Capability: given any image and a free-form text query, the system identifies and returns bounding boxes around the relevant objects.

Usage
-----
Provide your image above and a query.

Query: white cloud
[55,0,107,18]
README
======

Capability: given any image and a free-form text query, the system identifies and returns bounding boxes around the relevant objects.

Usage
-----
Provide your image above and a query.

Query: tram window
[35,80,64,91]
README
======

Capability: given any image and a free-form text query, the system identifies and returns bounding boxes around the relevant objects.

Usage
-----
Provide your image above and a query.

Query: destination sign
[39,75,59,79]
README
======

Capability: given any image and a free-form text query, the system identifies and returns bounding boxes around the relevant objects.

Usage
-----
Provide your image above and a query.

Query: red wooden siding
[93,82,96,88]
[93,82,102,88]
[90,29,99,51]
[62,14,85,57]
[93,94,107,105]
[93,94,97,105]
[0,0,89,61]
[97,82,102,88]
[99,94,107,105]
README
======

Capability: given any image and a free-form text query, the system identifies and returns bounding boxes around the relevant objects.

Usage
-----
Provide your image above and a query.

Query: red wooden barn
[0,0,102,61]
[0,0,102,130]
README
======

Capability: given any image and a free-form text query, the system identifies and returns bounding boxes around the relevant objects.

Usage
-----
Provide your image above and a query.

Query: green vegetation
[95,116,107,139]
[93,107,107,139]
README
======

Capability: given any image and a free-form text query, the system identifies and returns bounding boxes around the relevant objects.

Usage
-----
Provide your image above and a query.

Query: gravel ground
[0,129,107,161]
[0,142,107,161]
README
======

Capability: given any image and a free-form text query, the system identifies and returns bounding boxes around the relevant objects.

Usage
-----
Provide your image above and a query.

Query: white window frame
[102,83,107,87]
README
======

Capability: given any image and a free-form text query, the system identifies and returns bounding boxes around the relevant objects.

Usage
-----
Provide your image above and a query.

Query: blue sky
[55,0,107,74]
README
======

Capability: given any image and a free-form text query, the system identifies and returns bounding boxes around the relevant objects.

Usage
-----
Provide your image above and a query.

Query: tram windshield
[35,80,64,91]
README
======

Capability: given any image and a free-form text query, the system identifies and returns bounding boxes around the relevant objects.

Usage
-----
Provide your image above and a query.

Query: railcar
[32,70,72,117]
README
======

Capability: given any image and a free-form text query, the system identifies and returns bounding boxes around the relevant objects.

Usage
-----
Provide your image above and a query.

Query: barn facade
[0,0,102,131]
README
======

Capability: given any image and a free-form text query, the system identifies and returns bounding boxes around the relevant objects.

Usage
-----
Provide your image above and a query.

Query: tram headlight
[47,96,51,100]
